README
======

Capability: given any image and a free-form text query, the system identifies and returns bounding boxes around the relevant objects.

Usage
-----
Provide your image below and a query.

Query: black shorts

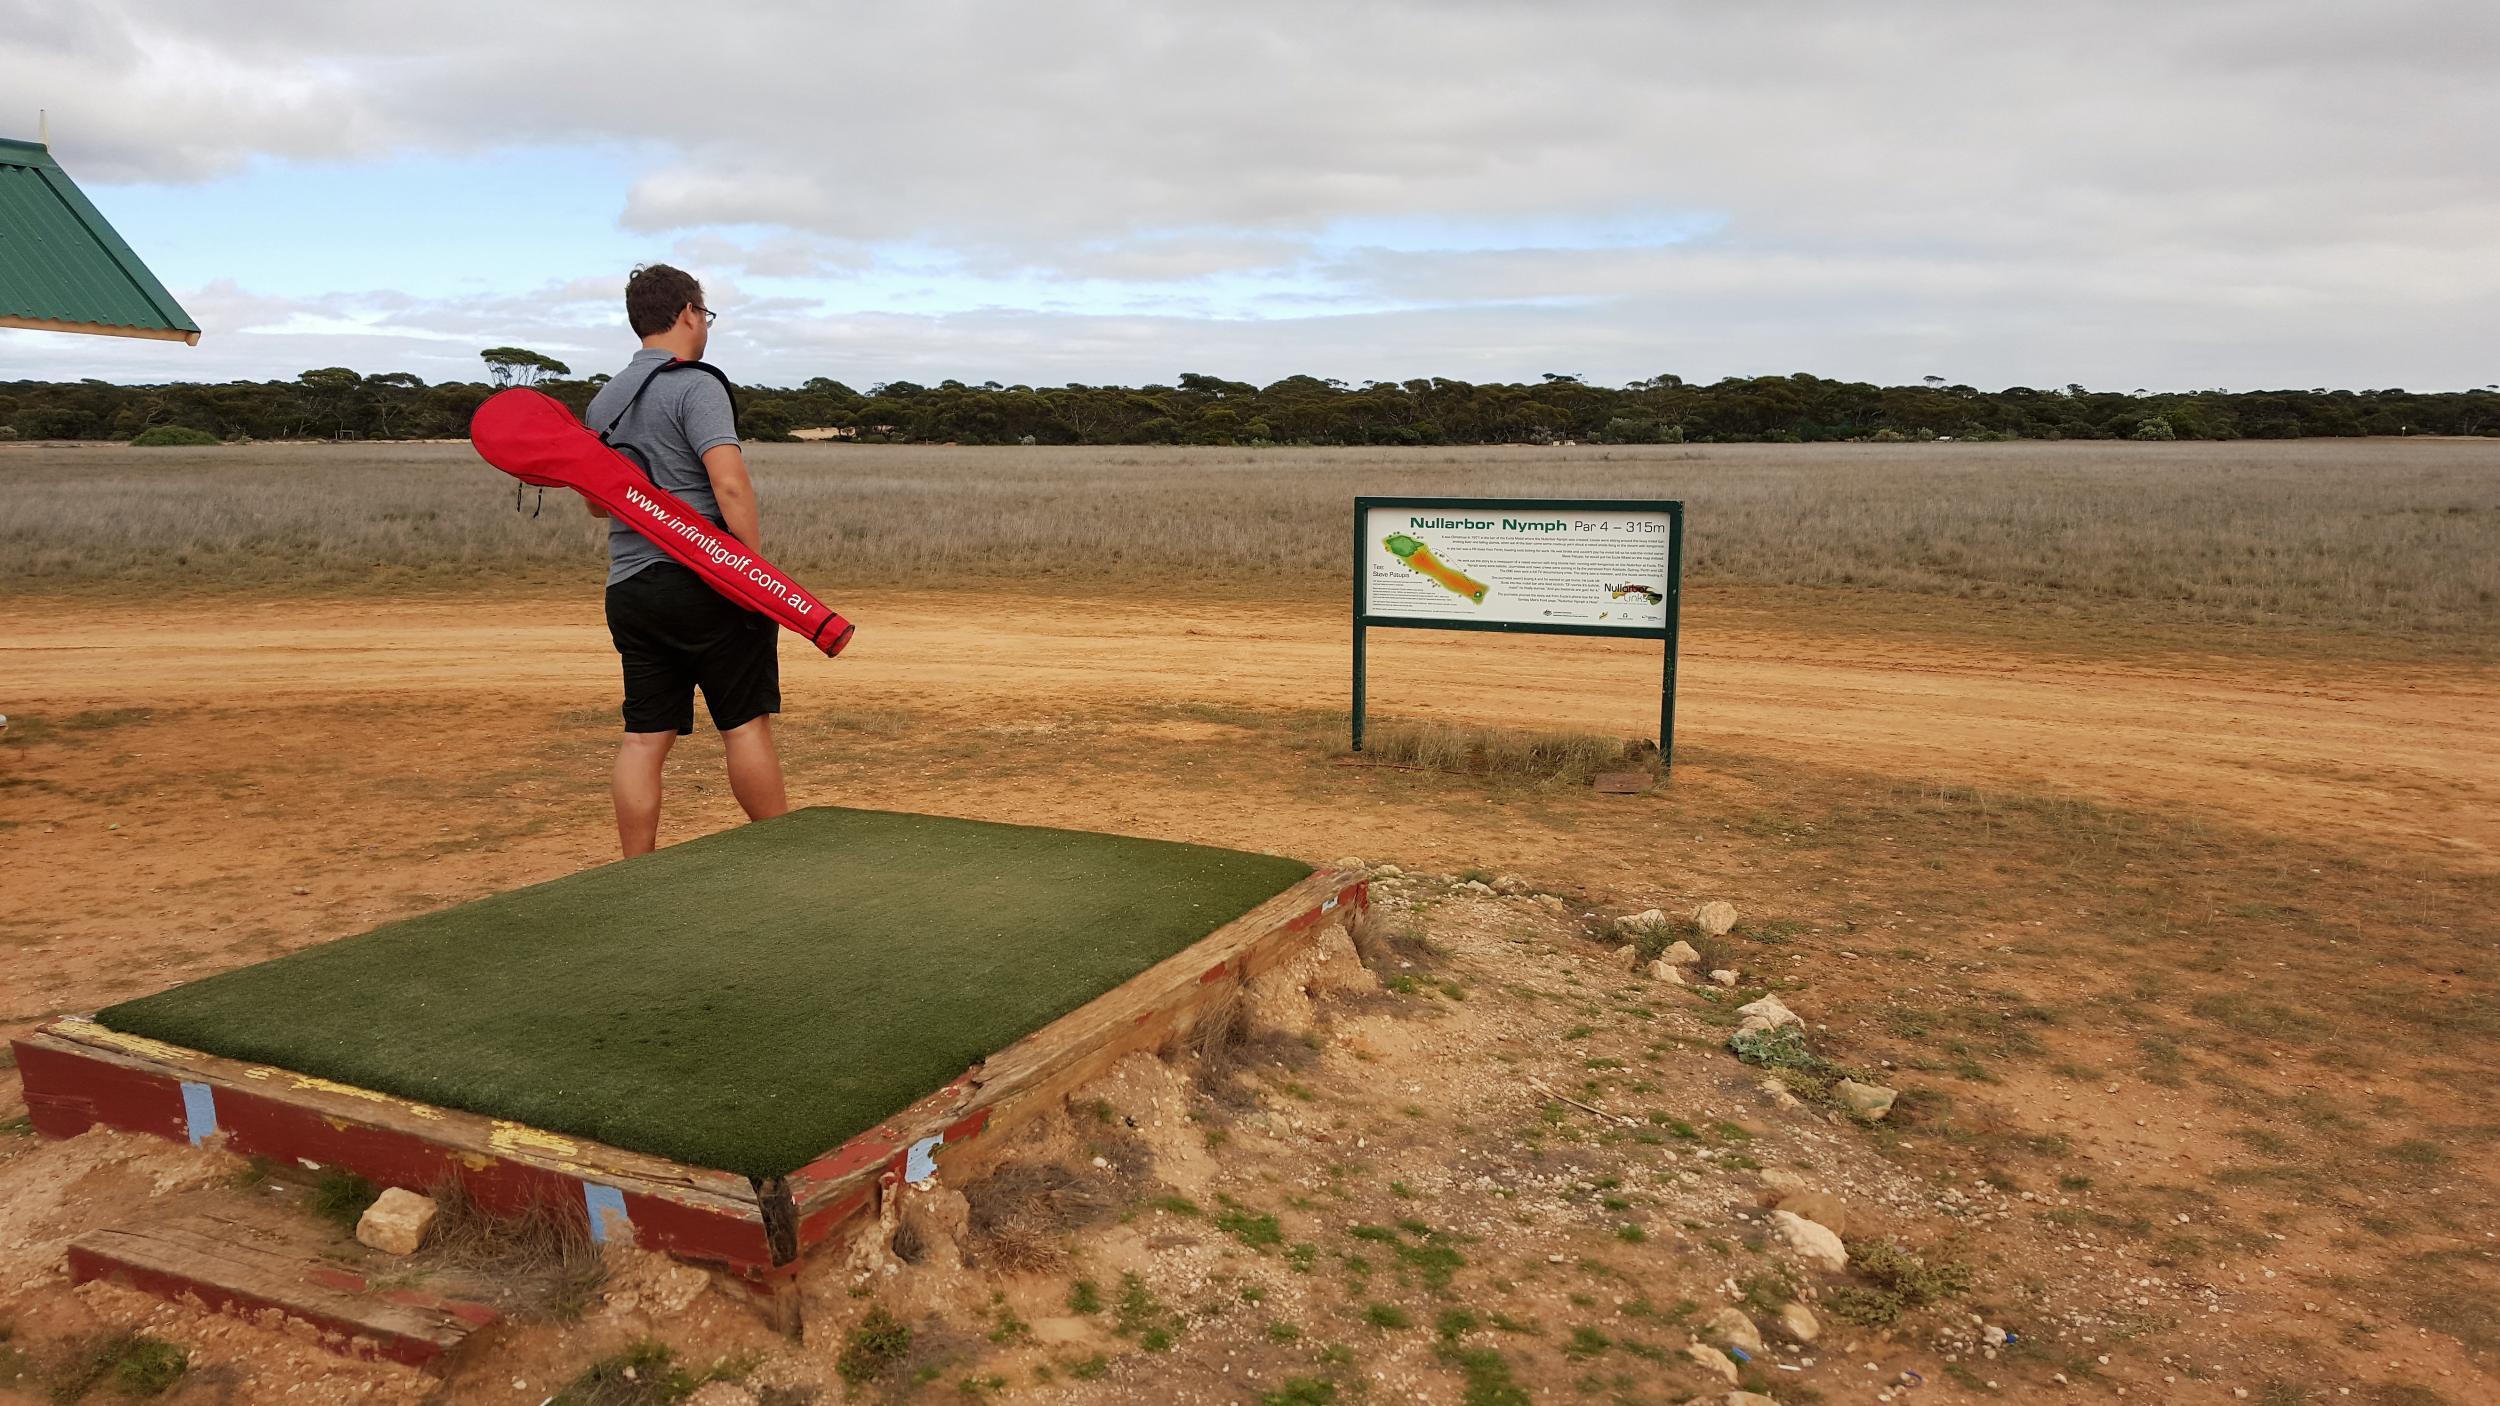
[604,562,782,735]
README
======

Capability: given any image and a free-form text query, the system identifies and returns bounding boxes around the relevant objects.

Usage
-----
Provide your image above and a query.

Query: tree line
[5,359,2496,446]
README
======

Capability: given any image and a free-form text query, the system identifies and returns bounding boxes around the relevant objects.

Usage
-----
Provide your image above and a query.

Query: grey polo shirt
[584,348,742,586]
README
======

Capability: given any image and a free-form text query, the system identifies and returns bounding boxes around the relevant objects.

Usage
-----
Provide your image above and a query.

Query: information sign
[1351,496,1685,768]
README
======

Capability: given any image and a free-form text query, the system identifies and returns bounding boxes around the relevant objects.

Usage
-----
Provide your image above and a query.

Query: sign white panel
[1359,503,1675,633]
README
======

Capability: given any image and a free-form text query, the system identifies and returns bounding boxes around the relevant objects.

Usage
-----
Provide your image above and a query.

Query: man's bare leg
[722,714,790,822]
[614,729,678,857]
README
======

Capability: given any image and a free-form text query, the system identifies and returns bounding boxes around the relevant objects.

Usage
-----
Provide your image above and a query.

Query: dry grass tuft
[1188,981,1249,1093]
[1359,719,1652,786]
[964,1162,1113,1274]
[419,1181,606,1318]
[888,1215,926,1265]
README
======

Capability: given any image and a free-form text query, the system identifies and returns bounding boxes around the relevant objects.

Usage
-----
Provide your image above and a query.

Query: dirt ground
[2,587,2494,1405]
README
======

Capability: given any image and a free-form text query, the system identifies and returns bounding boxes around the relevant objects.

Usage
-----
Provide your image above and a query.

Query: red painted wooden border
[65,1241,496,1370]
[13,870,1369,1291]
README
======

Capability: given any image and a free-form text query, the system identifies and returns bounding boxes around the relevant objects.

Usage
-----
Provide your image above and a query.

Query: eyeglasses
[691,304,718,327]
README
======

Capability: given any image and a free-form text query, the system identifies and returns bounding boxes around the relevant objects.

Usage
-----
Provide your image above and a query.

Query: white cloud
[3,0,2494,387]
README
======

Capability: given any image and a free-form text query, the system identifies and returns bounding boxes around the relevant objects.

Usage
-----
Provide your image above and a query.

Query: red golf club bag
[470,381,855,657]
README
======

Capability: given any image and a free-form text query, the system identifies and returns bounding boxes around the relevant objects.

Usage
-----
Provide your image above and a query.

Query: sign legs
[1351,622,1368,753]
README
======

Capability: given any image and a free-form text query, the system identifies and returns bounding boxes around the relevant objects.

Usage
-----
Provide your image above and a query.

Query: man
[582,264,789,857]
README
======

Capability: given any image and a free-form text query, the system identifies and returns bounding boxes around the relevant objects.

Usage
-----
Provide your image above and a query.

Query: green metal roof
[0,137,198,344]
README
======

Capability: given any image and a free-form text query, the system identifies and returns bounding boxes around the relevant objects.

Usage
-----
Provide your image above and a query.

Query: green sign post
[1352,496,1686,771]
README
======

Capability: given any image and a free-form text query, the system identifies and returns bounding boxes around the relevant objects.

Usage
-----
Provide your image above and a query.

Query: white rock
[1710,969,1739,987]
[1683,1342,1741,1384]
[1627,907,1667,929]
[1703,1306,1765,1356]
[1331,856,1366,872]
[1779,1302,1823,1343]
[1724,1394,1782,1406]
[1374,864,1403,878]
[1614,944,1638,965]
[1835,1079,1898,1122]
[356,1187,437,1256]
[1693,900,1739,936]
[1982,1325,2008,1348]
[1736,995,1803,1034]
[1493,873,1527,895]
[1770,1209,1849,1272]
[1757,1078,1802,1110]
[1648,959,1687,984]
[1461,880,1495,896]
[1659,940,1701,965]
[1534,893,1566,913]
[1758,1169,1812,1198]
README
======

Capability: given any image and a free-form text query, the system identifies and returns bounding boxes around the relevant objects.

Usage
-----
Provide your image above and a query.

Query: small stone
[1659,940,1701,964]
[1615,944,1638,964]
[1758,1078,1802,1109]
[1626,907,1667,930]
[1331,856,1366,872]
[1493,873,1527,895]
[1775,1189,1850,1236]
[1648,959,1687,984]
[1771,1209,1848,1271]
[1374,864,1403,878]
[1461,880,1495,896]
[1757,1169,1812,1199]
[291,886,310,896]
[1779,1302,1822,1343]
[1693,900,1739,936]
[1834,1080,1899,1122]
[1982,1325,2008,1348]
[1724,1395,1781,1406]
[1736,994,1803,1035]
[1683,1342,1741,1384]
[356,1187,437,1256]
[1703,1306,1766,1356]
[1710,969,1739,987]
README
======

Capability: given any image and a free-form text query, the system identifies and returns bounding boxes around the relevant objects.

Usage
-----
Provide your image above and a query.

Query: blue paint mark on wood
[904,1134,944,1186]
[178,1082,216,1145]
[582,1183,631,1244]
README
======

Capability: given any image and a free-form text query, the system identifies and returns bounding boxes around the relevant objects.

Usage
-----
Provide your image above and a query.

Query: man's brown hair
[625,264,704,338]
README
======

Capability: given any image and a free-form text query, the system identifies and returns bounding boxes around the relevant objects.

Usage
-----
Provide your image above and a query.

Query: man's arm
[705,443,761,551]
[679,373,755,547]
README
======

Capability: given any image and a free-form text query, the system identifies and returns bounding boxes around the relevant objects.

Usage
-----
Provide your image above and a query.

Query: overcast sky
[4,1,2493,390]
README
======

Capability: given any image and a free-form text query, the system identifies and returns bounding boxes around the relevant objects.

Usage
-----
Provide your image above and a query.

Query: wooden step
[66,1202,499,1371]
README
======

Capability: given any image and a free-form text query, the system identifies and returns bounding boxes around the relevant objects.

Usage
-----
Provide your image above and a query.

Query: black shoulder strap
[664,359,743,439]
[595,359,675,442]
[595,358,744,443]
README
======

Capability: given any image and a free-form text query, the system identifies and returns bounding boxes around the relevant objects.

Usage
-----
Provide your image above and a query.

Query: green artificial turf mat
[98,807,1313,1178]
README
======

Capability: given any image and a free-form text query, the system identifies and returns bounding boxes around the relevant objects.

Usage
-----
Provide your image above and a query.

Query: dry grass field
[5,439,2495,646]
